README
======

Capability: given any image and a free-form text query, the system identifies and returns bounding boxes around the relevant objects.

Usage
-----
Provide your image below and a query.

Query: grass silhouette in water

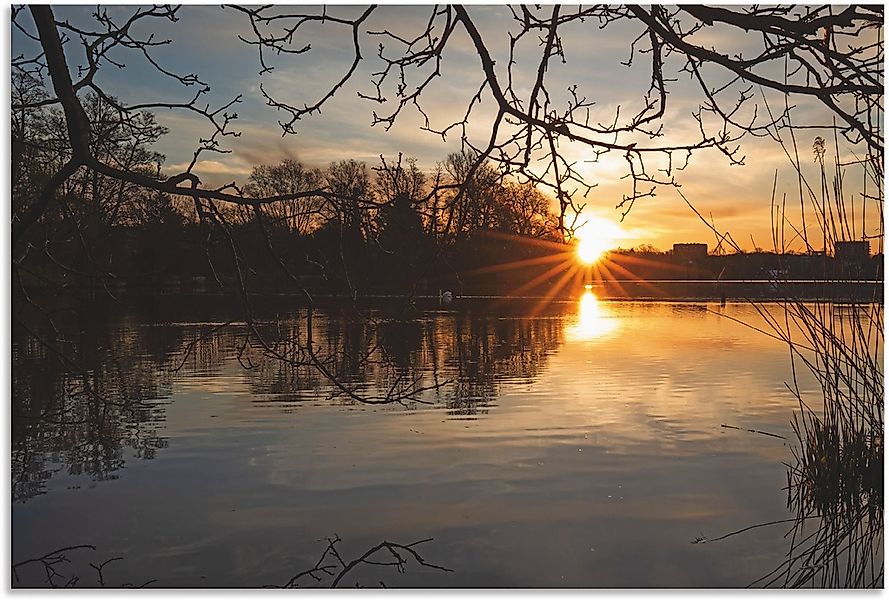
[697,129,883,588]
[768,133,883,589]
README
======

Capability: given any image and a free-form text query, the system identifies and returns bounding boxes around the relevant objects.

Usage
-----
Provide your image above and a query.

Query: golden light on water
[568,291,618,341]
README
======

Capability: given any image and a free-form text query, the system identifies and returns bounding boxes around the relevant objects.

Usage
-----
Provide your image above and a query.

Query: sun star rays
[454,215,677,312]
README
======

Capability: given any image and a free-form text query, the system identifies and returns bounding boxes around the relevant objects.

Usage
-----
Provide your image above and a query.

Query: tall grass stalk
[754,129,883,588]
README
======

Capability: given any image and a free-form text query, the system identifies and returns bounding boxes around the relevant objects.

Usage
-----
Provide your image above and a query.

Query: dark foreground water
[10,296,875,587]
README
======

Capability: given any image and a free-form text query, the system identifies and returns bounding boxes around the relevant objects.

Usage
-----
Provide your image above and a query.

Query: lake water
[10,296,867,587]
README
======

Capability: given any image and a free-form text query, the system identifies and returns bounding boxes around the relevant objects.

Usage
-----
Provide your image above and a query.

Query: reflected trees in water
[12,305,566,502]
[12,317,178,501]
[241,310,564,415]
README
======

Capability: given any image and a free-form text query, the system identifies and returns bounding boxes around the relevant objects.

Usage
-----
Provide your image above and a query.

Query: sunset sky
[14,5,879,252]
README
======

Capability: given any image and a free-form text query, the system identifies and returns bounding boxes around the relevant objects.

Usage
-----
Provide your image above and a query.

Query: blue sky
[12,5,879,251]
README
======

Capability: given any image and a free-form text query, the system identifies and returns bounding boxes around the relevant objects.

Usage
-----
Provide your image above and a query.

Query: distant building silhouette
[672,243,708,264]
[835,240,870,263]
[835,240,871,280]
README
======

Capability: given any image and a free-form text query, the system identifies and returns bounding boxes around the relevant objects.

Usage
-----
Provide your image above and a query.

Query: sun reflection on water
[568,291,618,341]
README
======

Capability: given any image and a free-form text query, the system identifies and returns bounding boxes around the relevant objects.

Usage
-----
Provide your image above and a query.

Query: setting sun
[576,237,608,264]
[575,217,624,264]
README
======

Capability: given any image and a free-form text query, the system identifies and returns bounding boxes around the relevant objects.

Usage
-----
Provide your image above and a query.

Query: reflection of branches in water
[237,314,434,405]
[12,316,179,501]
[241,311,564,413]
[273,535,452,589]
[444,315,563,415]
[13,306,566,501]
[11,545,155,589]
[13,537,449,589]
[12,545,96,588]
[169,319,237,374]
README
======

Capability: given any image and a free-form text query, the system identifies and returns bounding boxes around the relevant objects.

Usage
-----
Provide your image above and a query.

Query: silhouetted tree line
[603,246,883,282]
[13,75,563,300]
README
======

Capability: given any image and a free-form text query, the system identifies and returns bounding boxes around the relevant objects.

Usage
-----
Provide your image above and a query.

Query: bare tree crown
[12,5,883,240]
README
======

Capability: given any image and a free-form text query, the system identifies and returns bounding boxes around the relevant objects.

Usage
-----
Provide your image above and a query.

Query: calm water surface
[13,297,846,587]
